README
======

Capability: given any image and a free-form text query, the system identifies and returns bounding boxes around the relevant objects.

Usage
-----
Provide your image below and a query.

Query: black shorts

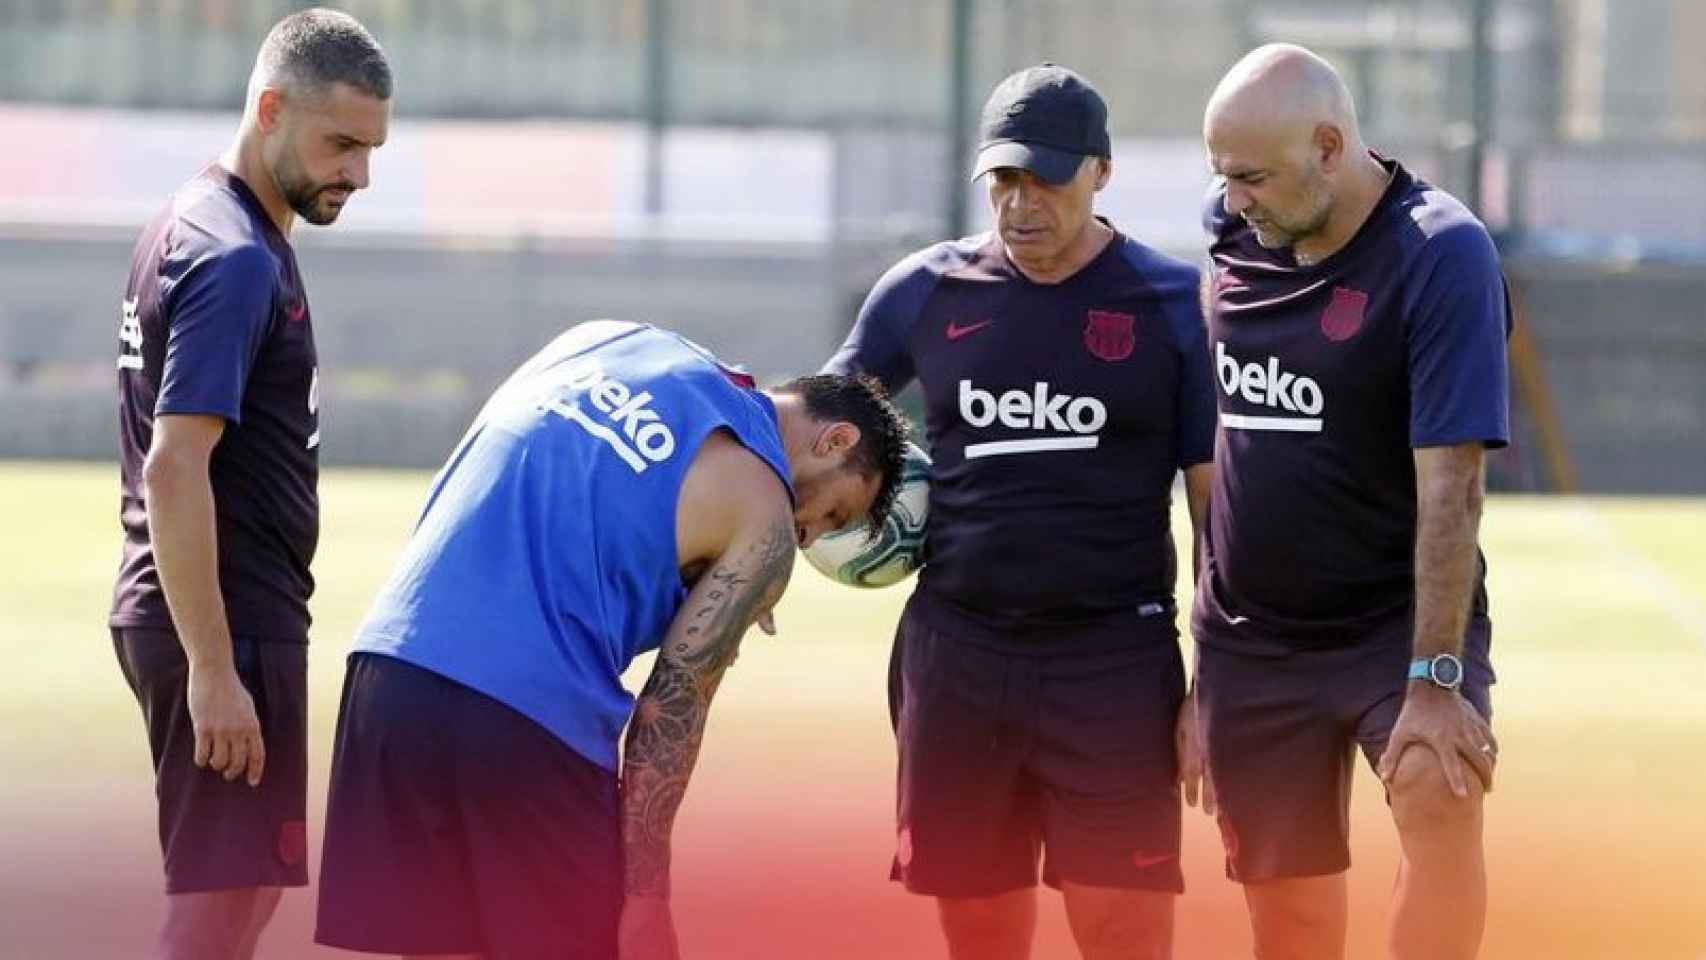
[888,604,1187,897]
[111,627,310,894]
[1195,616,1495,883]
[315,653,622,959]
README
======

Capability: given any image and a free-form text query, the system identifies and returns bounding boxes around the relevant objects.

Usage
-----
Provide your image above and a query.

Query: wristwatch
[1408,652,1464,691]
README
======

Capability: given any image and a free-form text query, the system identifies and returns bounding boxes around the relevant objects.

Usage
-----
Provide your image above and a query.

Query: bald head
[1203,44,1389,259]
[1205,44,1360,151]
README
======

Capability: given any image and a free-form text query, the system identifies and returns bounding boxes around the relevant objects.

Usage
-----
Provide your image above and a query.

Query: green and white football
[803,442,930,589]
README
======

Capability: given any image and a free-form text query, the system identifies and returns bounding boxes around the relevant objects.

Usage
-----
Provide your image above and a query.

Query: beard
[1247,169,1333,251]
[273,139,353,226]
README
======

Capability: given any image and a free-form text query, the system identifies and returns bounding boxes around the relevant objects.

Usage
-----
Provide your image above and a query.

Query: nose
[1011,173,1041,211]
[797,520,827,551]
[993,172,1029,214]
[1223,181,1251,216]
[347,147,372,190]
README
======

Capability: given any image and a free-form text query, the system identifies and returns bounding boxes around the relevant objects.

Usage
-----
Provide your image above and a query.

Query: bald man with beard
[1191,45,1511,960]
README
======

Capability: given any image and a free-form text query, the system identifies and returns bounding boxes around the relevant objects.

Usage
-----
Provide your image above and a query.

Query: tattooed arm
[620,512,793,895]
[618,433,796,958]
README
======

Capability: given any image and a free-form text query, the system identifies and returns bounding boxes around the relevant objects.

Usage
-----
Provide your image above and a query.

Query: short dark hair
[774,373,911,535]
[254,8,392,102]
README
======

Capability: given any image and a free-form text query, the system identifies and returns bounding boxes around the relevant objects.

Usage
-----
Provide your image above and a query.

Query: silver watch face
[1429,654,1464,689]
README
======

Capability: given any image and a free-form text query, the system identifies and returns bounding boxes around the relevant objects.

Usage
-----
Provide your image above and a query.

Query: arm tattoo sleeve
[620,514,795,897]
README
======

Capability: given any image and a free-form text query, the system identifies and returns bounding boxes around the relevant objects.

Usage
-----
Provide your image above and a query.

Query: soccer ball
[803,441,930,588]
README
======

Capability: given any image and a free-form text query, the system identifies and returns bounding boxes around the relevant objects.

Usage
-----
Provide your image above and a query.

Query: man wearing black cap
[824,64,1216,959]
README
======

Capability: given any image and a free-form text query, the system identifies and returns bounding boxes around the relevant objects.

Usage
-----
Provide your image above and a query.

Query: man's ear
[256,87,287,135]
[1313,122,1346,173]
[816,421,862,458]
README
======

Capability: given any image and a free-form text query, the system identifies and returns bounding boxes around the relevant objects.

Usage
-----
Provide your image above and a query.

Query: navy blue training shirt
[826,224,1215,649]
[111,165,320,641]
[1194,157,1510,655]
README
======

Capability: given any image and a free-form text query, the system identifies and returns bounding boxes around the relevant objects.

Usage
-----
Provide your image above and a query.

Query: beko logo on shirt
[117,297,144,371]
[1215,341,1324,432]
[541,356,677,473]
[958,379,1106,458]
[306,367,320,451]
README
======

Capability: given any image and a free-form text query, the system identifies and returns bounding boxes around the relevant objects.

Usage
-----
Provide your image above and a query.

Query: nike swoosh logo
[1225,615,1249,625]
[285,300,307,322]
[1132,851,1177,869]
[945,318,994,341]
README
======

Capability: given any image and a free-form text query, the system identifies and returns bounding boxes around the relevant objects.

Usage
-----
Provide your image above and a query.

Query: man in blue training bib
[314,320,908,960]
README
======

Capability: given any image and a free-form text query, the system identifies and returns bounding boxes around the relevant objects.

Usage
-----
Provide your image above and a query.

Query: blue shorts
[887,603,1187,896]
[1195,616,1495,883]
[315,653,621,959]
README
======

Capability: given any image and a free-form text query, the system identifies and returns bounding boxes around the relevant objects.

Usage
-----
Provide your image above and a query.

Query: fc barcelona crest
[1321,286,1367,342]
[1083,309,1137,361]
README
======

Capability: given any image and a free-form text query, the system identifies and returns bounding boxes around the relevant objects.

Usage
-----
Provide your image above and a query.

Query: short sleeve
[1172,294,1217,467]
[1406,222,1511,449]
[156,244,277,423]
[1202,178,1231,240]
[820,253,939,392]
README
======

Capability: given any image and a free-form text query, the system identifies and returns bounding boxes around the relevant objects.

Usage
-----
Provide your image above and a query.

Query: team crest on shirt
[1321,286,1368,342]
[277,819,307,866]
[1083,309,1137,361]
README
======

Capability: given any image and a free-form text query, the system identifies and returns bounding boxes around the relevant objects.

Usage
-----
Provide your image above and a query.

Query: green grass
[2,461,1703,959]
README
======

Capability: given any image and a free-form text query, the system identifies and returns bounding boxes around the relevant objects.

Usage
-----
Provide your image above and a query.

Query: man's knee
[1062,884,1172,959]
[251,885,283,917]
[161,887,279,959]
[937,890,1033,952]
[1388,745,1482,836]
[1244,875,1346,960]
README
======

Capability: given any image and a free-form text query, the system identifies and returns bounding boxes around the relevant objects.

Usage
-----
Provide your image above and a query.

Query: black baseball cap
[972,63,1111,185]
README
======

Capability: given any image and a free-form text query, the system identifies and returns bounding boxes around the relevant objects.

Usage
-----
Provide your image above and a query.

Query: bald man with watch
[1192,43,1510,960]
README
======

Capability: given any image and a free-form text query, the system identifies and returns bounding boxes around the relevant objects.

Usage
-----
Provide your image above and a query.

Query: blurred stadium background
[1,0,1703,489]
[2,2,1704,958]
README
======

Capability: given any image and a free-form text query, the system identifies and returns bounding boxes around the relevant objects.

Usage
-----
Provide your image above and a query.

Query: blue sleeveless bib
[354,321,792,770]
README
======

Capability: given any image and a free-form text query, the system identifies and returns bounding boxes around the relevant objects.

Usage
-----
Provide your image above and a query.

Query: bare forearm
[145,459,233,670]
[1183,464,1212,587]
[1412,451,1484,659]
[620,520,793,897]
[620,656,719,898]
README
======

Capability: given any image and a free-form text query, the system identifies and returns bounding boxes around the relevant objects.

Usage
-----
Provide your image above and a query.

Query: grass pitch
[1,460,1702,958]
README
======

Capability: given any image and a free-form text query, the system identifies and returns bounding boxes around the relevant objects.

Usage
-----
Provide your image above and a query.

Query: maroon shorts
[112,627,310,893]
[1195,616,1494,883]
[888,603,1187,896]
